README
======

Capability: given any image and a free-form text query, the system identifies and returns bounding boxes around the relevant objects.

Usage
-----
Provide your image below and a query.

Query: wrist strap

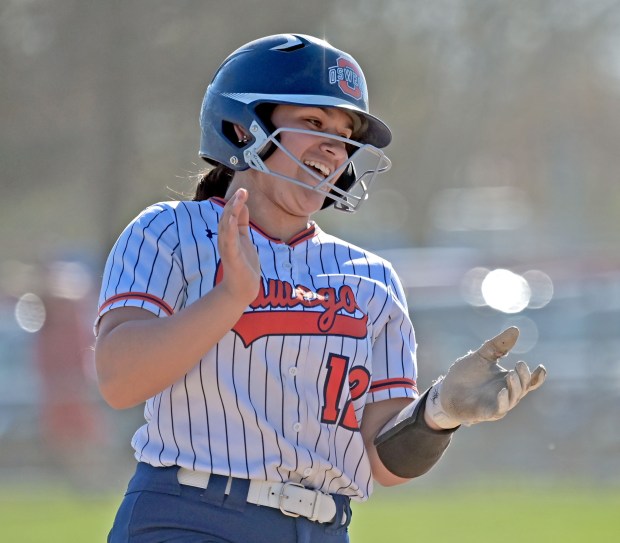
[425,380,462,429]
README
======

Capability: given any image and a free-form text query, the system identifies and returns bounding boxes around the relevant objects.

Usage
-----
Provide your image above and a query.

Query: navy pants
[108,463,352,542]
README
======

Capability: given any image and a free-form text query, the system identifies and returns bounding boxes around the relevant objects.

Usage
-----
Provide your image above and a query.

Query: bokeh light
[460,266,490,306]
[523,269,554,309]
[504,316,539,354]
[481,269,531,314]
[14,293,46,333]
[462,267,554,314]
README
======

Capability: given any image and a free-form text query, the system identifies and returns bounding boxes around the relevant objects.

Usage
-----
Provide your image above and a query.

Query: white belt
[177,467,338,523]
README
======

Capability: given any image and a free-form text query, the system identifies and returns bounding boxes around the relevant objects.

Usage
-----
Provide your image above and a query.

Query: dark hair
[193,164,234,201]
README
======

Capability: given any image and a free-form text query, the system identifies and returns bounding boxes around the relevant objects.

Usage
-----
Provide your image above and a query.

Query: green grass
[350,484,620,543]
[0,487,120,543]
[1,484,618,542]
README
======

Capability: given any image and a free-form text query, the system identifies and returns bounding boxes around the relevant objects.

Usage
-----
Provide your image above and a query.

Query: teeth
[304,160,331,177]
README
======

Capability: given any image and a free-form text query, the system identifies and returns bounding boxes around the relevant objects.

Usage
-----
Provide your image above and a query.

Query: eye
[305,118,322,129]
[305,118,352,139]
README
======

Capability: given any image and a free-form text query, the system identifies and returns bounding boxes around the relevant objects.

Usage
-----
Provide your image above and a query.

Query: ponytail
[193,164,234,201]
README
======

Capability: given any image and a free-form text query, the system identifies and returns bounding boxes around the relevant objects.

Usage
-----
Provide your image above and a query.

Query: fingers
[217,188,261,303]
[219,189,249,249]
[529,365,547,391]
[505,370,523,409]
[513,361,546,394]
[515,360,531,390]
[496,387,510,419]
[219,188,253,264]
[477,327,520,362]
[506,360,546,407]
[224,188,249,227]
[498,360,546,420]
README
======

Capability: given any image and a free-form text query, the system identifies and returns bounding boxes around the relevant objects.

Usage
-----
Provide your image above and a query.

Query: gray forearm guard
[374,388,458,479]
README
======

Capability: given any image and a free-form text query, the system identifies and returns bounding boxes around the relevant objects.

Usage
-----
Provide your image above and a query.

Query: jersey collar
[209,197,320,247]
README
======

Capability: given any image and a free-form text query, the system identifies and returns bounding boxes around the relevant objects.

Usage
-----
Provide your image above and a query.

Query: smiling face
[249,105,356,215]
[269,104,354,177]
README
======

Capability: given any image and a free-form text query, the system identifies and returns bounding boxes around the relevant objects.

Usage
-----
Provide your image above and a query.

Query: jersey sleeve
[367,264,418,403]
[94,203,186,334]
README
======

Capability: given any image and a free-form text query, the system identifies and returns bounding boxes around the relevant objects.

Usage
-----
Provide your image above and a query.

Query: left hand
[425,327,546,429]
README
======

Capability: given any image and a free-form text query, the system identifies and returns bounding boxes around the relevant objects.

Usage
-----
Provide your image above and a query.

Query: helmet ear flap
[216,107,279,167]
[321,163,356,209]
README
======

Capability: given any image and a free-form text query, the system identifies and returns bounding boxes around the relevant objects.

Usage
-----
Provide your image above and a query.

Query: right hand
[218,188,261,304]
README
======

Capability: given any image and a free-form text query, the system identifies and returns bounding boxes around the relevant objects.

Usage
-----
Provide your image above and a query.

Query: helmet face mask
[242,122,392,213]
[199,33,393,212]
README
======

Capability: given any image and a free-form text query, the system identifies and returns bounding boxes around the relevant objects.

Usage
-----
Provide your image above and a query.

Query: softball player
[95,34,546,543]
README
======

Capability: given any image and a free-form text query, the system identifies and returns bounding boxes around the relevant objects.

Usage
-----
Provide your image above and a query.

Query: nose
[319,136,348,162]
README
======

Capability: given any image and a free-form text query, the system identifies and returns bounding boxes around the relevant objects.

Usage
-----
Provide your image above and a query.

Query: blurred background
[1,0,619,529]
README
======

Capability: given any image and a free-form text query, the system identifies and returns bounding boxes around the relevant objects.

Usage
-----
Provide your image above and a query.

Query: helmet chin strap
[241,122,391,213]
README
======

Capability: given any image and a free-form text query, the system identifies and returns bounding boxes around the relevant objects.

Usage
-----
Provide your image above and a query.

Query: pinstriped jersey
[96,198,417,501]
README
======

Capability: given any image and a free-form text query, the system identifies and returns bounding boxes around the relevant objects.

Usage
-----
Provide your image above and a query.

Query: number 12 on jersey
[321,354,370,431]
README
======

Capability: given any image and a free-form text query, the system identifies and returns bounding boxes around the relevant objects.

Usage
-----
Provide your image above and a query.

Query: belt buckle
[278,482,305,518]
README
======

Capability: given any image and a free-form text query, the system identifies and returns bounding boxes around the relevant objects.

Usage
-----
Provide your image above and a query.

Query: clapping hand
[426,327,547,429]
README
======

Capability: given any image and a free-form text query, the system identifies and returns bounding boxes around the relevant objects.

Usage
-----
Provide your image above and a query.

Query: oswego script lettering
[214,262,368,346]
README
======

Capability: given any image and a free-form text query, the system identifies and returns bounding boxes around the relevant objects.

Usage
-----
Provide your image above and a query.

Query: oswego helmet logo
[328,57,364,100]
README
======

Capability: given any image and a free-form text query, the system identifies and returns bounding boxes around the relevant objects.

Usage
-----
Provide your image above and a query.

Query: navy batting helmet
[199,34,392,212]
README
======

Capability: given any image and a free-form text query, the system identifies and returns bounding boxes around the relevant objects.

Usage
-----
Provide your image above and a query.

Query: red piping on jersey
[287,226,317,247]
[233,310,368,348]
[99,292,174,316]
[209,197,318,246]
[210,197,227,207]
[369,378,417,394]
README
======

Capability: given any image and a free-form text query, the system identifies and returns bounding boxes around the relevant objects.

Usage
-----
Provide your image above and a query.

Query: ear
[233,124,249,143]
